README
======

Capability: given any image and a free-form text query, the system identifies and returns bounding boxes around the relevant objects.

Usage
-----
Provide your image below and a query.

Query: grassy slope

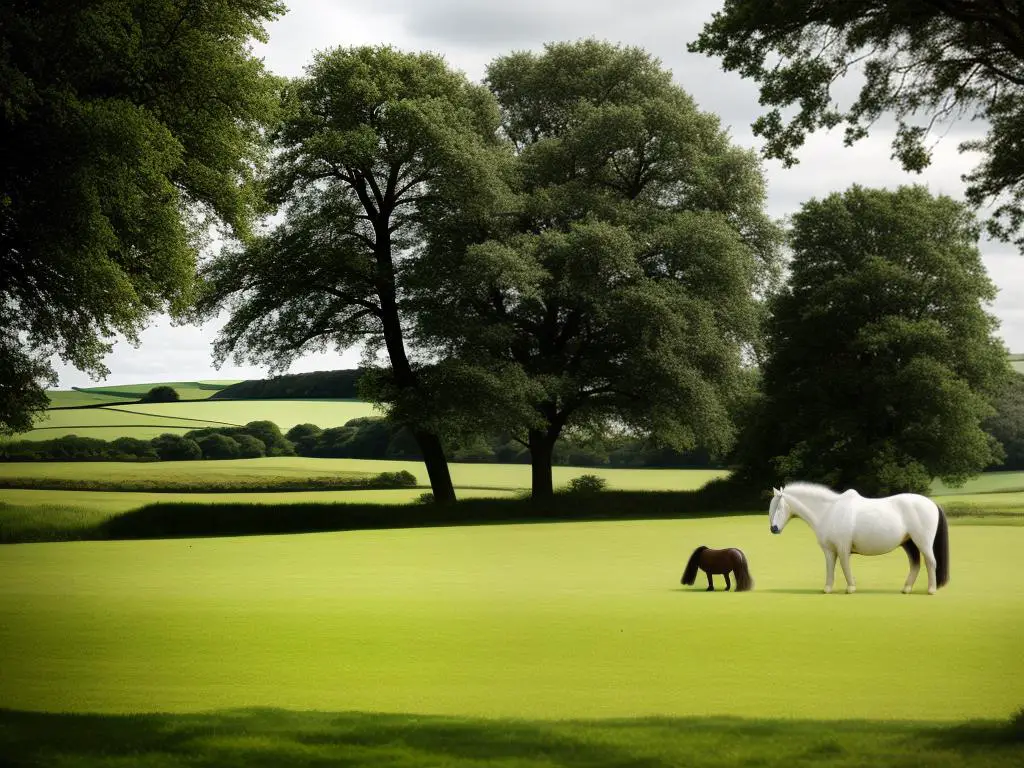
[45,381,241,408]
[1,517,1020,721]
[8,399,379,441]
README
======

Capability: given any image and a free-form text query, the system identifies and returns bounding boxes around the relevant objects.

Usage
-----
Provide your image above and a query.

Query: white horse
[768,482,949,594]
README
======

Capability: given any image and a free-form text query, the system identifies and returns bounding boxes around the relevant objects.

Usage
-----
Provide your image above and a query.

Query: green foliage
[197,45,510,503]
[411,40,782,496]
[240,420,293,457]
[567,475,607,495]
[0,0,284,433]
[984,373,1024,470]
[232,433,266,459]
[690,0,1024,249]
[737,186,1009,495]
[107,437,159,462]
[213,370,363,400]
[196,433,241,460]
[140,386,180,403]
[151,434,202,462]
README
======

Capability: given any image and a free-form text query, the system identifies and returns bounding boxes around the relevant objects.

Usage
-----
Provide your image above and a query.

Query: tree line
[0,416,728,470]
[4,1,1023,501]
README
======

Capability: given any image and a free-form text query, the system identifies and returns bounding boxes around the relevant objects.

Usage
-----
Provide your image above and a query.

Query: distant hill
[212,369,363,400]
[47,381,240,408]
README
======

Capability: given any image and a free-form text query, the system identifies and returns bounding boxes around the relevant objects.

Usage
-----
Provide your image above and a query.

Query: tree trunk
[415,429,456,504]
[528,428,555,499]
[369,195,456,504]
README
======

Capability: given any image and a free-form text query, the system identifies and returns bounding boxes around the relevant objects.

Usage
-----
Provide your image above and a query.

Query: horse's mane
[782,481,840,504]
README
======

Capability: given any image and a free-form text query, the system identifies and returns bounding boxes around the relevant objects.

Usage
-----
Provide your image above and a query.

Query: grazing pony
[768,482,949,594]
[680,546,754,591]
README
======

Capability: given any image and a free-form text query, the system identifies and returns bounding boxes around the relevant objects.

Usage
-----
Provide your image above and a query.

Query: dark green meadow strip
[3,480,1023,544]
[0,708,1020,768]
[0,487,753,544]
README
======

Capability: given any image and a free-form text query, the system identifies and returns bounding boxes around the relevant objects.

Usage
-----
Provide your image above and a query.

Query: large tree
[0,0,283,434]
[690,0,1024,248]
[736,185,1008,495]
[197,46,508,503]
[411,40,782,498]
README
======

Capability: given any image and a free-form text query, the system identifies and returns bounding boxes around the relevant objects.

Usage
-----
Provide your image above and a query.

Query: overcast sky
[53,0,1023,388]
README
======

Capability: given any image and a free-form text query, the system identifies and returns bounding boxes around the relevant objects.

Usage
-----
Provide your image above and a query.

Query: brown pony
[680,546,754,591]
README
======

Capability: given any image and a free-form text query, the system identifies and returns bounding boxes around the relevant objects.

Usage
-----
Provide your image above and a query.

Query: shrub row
[2,416,726,469]
[0,470,418,494]
[0,421,293,462]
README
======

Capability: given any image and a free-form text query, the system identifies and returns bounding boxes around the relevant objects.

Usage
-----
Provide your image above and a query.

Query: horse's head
[768,487,792,534]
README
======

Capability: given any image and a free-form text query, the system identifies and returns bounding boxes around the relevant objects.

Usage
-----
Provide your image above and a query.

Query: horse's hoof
[846,586,856,594]
[902,586,912,594]
[823,586,832,594]
[705,587,714,592]
[928,587,936,595]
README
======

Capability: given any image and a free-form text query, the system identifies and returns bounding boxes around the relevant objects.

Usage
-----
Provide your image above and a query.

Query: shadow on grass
[89,482,763,543]
[0,708,1020,768]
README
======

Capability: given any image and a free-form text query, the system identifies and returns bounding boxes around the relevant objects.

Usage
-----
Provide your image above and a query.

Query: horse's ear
[773,487,780,496]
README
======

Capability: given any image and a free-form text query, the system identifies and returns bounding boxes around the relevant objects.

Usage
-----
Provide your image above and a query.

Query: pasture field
[8,399,378,441]
[0,516,1020,724]
[44,380,241,408]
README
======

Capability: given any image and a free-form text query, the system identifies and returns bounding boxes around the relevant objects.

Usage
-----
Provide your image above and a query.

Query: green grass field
[8,399,379,441]
[1,516,1020,721]
[44,380,241,408]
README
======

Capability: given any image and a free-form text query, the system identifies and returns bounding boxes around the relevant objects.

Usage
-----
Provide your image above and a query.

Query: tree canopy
[690,0,1024,248]
[411,40,782,497]
[0,0,283,434]
[197,45,509,502]
[736,185,1008,495]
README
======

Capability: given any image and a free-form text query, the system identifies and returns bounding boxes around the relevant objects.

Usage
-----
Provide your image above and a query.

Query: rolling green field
[44,380,241,408]
[1,516,1020,720]
[9,399,378,441]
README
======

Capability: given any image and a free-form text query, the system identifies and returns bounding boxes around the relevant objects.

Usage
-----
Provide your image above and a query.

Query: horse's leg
[921,544,938,595]
[724,572,731,591]
[838,550,856,594]
[705,570,715,591]
[901,539,921,594]
[823,548,837,594]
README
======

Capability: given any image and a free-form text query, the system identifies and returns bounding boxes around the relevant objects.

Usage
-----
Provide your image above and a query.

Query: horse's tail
[733,549,754,592]
[681,546,707,585]
[934,504,949,588]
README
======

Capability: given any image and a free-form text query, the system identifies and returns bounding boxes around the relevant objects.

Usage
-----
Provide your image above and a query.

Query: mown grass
[0,708,1020,767]
[12,405,242,441]
[1,518,1020,719]
[5,398,377,441]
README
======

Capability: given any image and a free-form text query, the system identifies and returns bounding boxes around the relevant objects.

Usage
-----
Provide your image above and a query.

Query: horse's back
[848,492,938,553]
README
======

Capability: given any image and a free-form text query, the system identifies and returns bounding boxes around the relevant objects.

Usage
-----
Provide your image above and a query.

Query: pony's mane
[782,481,840,503]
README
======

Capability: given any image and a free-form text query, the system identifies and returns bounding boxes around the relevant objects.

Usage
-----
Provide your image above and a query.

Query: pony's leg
[823,549,837,594]
[838,550,856,594]
[705,571,715,591]
[724,573,731,591]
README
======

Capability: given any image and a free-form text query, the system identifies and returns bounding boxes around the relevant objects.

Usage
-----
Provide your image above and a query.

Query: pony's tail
[681,546,707,586]
[733,550,754,592]
[934,504,949,588]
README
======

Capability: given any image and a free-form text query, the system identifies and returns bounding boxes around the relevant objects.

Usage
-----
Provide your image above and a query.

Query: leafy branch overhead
[0,0,284,434]
[690,0,1024,246]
